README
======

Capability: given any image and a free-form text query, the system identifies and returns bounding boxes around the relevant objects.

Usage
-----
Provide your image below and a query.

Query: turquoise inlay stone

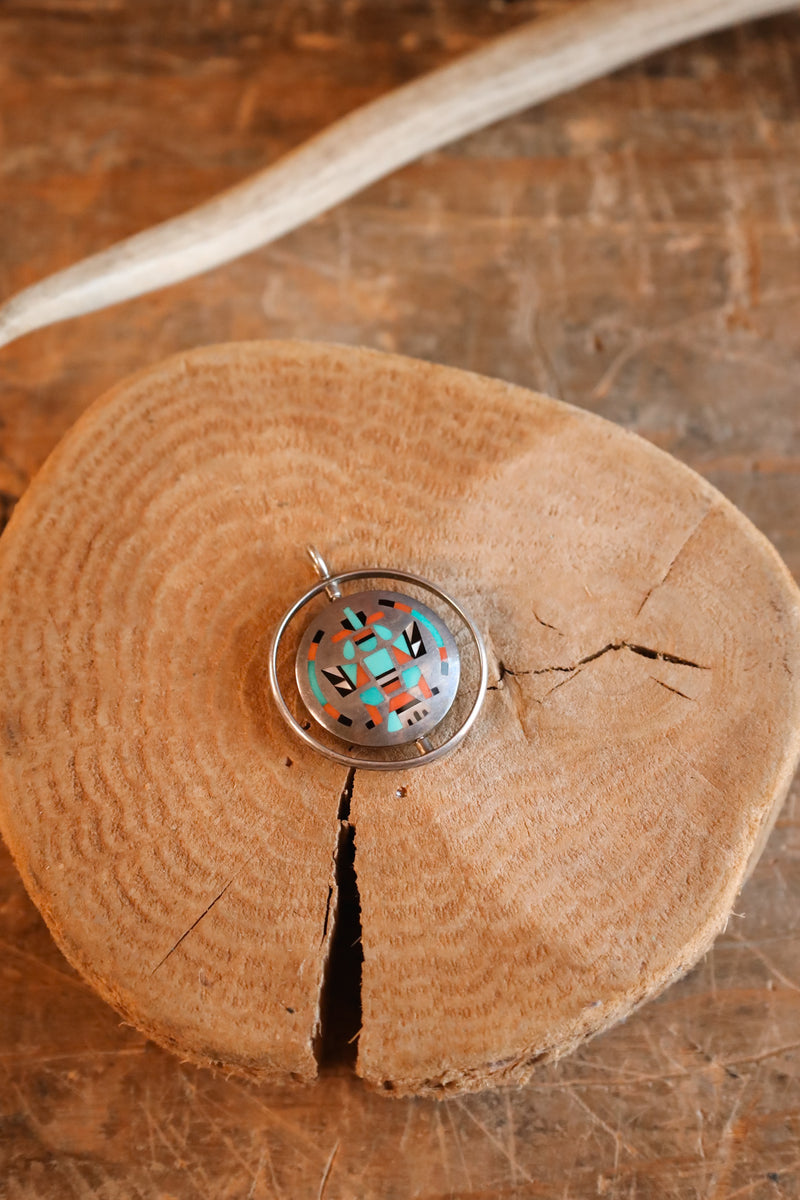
[295,587,461,750]
[308,662,327,708]
[402,665,421,688]
[412,607,444,647]
[365,648,393,678]
[344,606,364,630]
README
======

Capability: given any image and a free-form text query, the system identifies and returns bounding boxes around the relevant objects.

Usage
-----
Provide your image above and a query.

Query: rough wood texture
[2,1,800,1196]
[0,340,798,1101]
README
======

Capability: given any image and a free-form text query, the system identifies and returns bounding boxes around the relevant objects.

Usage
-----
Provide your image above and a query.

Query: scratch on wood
[151,879,236,975]
[727,933,800,993]
[454,1099,537,1183]
[503,1090,521,1186]
[150,845,262,975]
[202,1089,324,1164]
[570,1090,639,1159]
[246,1149,269,1200]
[705,1084,749,1200]
[721,134,760,313]
[0,1046,146,1066]
[668,746,728,801]
[433,1106,454,1193]
[317,1139,340,1200]
[636,506,714,616]
[589,303,740,403]
[0,936,93,993]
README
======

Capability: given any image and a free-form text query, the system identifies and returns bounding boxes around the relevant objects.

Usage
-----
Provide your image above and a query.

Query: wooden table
[1,2,798,1195]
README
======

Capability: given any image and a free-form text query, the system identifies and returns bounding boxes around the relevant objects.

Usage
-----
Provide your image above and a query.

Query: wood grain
[1,1,799,1195]
[0,340,797,1100]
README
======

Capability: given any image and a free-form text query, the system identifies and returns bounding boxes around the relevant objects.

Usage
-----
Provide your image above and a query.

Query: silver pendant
[268,547,488,770]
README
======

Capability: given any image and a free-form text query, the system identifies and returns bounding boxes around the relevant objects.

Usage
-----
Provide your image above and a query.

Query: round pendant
[268,547,488,770]
[296,589,460,747]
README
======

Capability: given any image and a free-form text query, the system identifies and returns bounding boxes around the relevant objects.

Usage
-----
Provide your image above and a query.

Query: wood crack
[532,609,563,635]
[315,767,363,1069]
[491,641,709,688]
[651,677,696,701]
[0,490,18,536]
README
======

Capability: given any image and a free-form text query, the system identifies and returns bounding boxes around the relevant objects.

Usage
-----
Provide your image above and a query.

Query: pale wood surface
[1,340,796,1101]
[1,2,799,1196]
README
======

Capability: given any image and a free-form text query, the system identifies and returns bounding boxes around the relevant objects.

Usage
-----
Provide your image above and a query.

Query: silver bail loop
[306,544,342,602]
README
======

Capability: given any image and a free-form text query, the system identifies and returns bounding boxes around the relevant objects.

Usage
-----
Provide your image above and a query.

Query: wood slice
[0,341,798,1097]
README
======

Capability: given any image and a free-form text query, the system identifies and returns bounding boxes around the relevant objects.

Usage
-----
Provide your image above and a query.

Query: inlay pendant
[269,547,487,770]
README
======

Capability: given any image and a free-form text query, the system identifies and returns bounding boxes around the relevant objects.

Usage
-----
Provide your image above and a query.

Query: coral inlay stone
[295,589,460,747]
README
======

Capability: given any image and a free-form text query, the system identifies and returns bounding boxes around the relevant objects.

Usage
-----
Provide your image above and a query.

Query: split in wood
[316,768,363,1068]
[489,640,708,690]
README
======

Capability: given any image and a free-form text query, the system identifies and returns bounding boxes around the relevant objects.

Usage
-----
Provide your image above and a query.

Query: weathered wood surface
[0,1,799,1196]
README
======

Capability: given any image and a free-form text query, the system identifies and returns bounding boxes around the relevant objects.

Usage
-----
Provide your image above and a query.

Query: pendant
[268,547,488,770]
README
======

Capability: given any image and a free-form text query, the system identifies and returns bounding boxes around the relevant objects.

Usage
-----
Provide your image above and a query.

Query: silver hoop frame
[268,567,488,771]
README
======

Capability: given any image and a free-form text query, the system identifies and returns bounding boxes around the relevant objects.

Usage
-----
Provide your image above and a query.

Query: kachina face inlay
[295,589,460,747]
